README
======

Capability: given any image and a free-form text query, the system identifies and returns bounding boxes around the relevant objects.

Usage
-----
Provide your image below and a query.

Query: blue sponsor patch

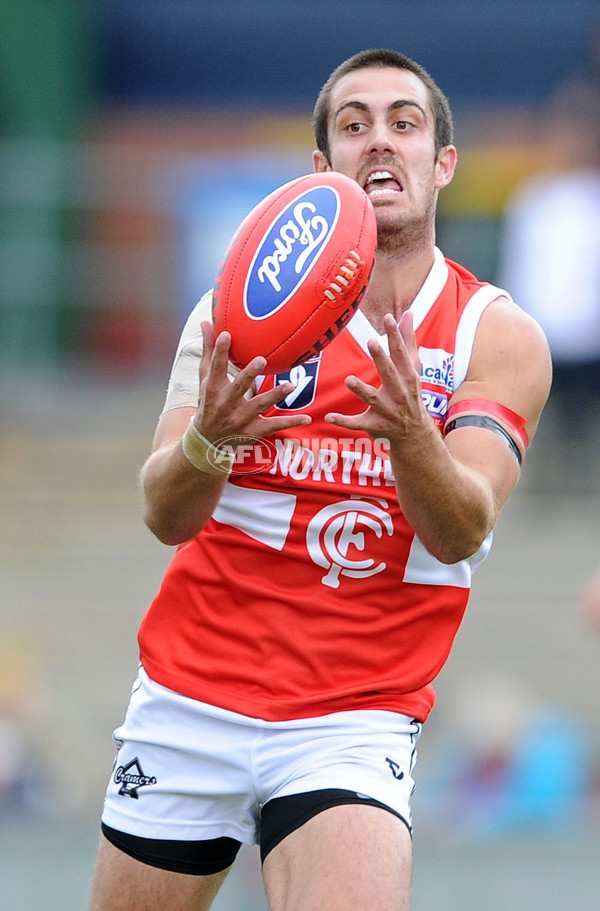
[274,359,321,410]
[244,185,340,319]
[421,389,448,418]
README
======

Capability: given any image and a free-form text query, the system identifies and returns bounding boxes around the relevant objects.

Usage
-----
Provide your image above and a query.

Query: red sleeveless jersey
[139,251,506,722]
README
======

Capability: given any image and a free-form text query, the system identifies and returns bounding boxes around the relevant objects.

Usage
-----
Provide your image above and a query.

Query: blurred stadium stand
[101,0,598,108]
[1,0,600,377]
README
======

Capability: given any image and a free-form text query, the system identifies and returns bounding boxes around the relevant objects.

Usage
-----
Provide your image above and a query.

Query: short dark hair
[312,48,455,161]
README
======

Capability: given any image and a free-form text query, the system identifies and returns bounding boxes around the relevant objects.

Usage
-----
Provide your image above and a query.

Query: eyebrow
[334,99,428,121]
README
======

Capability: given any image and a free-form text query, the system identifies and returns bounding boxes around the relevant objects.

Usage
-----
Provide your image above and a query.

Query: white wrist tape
[181,419,234,475]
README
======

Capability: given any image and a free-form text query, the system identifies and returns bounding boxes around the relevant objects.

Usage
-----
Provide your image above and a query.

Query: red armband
[444,398,529,464]
[445,398,529,448]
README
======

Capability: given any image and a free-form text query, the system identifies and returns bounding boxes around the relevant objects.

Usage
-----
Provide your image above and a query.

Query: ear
[313,149,331,173]
[434,145,457,189]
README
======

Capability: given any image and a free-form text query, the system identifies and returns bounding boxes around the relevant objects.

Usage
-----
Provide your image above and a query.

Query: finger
[256,414,312,436]
[199,320,217,380]
[366,336,407,392]
[369,314,418,386]
[230,354,268,399]
[396,311,420,373]
[200,319,216,351]
[344,374,380,405]
[379,313,410,364]
[382,313,405,359]
[251,381,296,413]
[200,329,235,392]
[210,330,234,376]
[397,308,414,337]
[323,410,367,430]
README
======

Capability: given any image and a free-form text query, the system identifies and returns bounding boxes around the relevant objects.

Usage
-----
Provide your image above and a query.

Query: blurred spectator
[579,568,600,824]
[498,80,600,489]
[418,674,592,841]
[581,567,600,632]
[0,637,53,815]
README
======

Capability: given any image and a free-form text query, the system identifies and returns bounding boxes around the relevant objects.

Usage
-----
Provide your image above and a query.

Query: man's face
[313,66,455,246]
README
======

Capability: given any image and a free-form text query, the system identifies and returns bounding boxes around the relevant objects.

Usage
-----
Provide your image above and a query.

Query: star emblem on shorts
[114,757,158,799]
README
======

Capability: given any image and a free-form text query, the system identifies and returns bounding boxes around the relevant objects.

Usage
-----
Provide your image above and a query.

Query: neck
[360,241,437,332]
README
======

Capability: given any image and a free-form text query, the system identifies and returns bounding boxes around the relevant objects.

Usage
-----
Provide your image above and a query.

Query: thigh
[88,834,230,911]
[262,803,413,911]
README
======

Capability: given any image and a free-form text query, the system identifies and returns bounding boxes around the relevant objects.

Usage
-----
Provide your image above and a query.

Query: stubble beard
[374,195,437,256]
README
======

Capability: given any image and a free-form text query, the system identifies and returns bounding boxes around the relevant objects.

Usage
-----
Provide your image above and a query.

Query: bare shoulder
[455,295,552,439]
[478,294,550,358]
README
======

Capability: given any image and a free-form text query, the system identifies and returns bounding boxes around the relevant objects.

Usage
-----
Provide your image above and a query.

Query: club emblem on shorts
[114,757,158,799]
[385,757,405,780]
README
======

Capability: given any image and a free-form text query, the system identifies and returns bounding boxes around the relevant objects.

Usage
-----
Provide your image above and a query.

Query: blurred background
[1,1,600,908]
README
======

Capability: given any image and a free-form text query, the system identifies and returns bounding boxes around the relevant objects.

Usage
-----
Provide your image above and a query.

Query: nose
[367,120,397,155]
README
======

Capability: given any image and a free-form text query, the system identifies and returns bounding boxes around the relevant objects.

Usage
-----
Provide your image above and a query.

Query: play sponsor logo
[245,184,340,316]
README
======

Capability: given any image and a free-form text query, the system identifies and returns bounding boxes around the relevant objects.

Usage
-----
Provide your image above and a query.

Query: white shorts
[101,666,422,849]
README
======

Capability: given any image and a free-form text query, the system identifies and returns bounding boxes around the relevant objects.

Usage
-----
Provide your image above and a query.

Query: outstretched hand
[195,321,312,444]
[325,311,426,442]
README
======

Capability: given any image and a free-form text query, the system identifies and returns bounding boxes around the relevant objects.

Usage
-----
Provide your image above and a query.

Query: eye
[344,121,367,134]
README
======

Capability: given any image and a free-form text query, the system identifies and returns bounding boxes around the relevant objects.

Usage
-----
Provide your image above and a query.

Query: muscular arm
[140,405,227,546]
[141,323,311,546]
[325,300,552,564]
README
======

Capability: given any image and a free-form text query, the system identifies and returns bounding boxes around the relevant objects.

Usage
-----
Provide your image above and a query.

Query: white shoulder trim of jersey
[452,283,512,390]
[409,247,449,331]
[346,308,384,356]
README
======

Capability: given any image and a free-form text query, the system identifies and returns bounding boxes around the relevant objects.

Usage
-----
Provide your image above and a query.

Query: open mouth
[363,170,404,198]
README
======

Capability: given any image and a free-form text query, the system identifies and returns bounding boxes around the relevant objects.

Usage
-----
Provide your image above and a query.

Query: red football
[212,171,377,374]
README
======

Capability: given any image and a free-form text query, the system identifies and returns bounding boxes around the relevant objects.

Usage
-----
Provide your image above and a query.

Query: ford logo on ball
[244,185,340,319]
